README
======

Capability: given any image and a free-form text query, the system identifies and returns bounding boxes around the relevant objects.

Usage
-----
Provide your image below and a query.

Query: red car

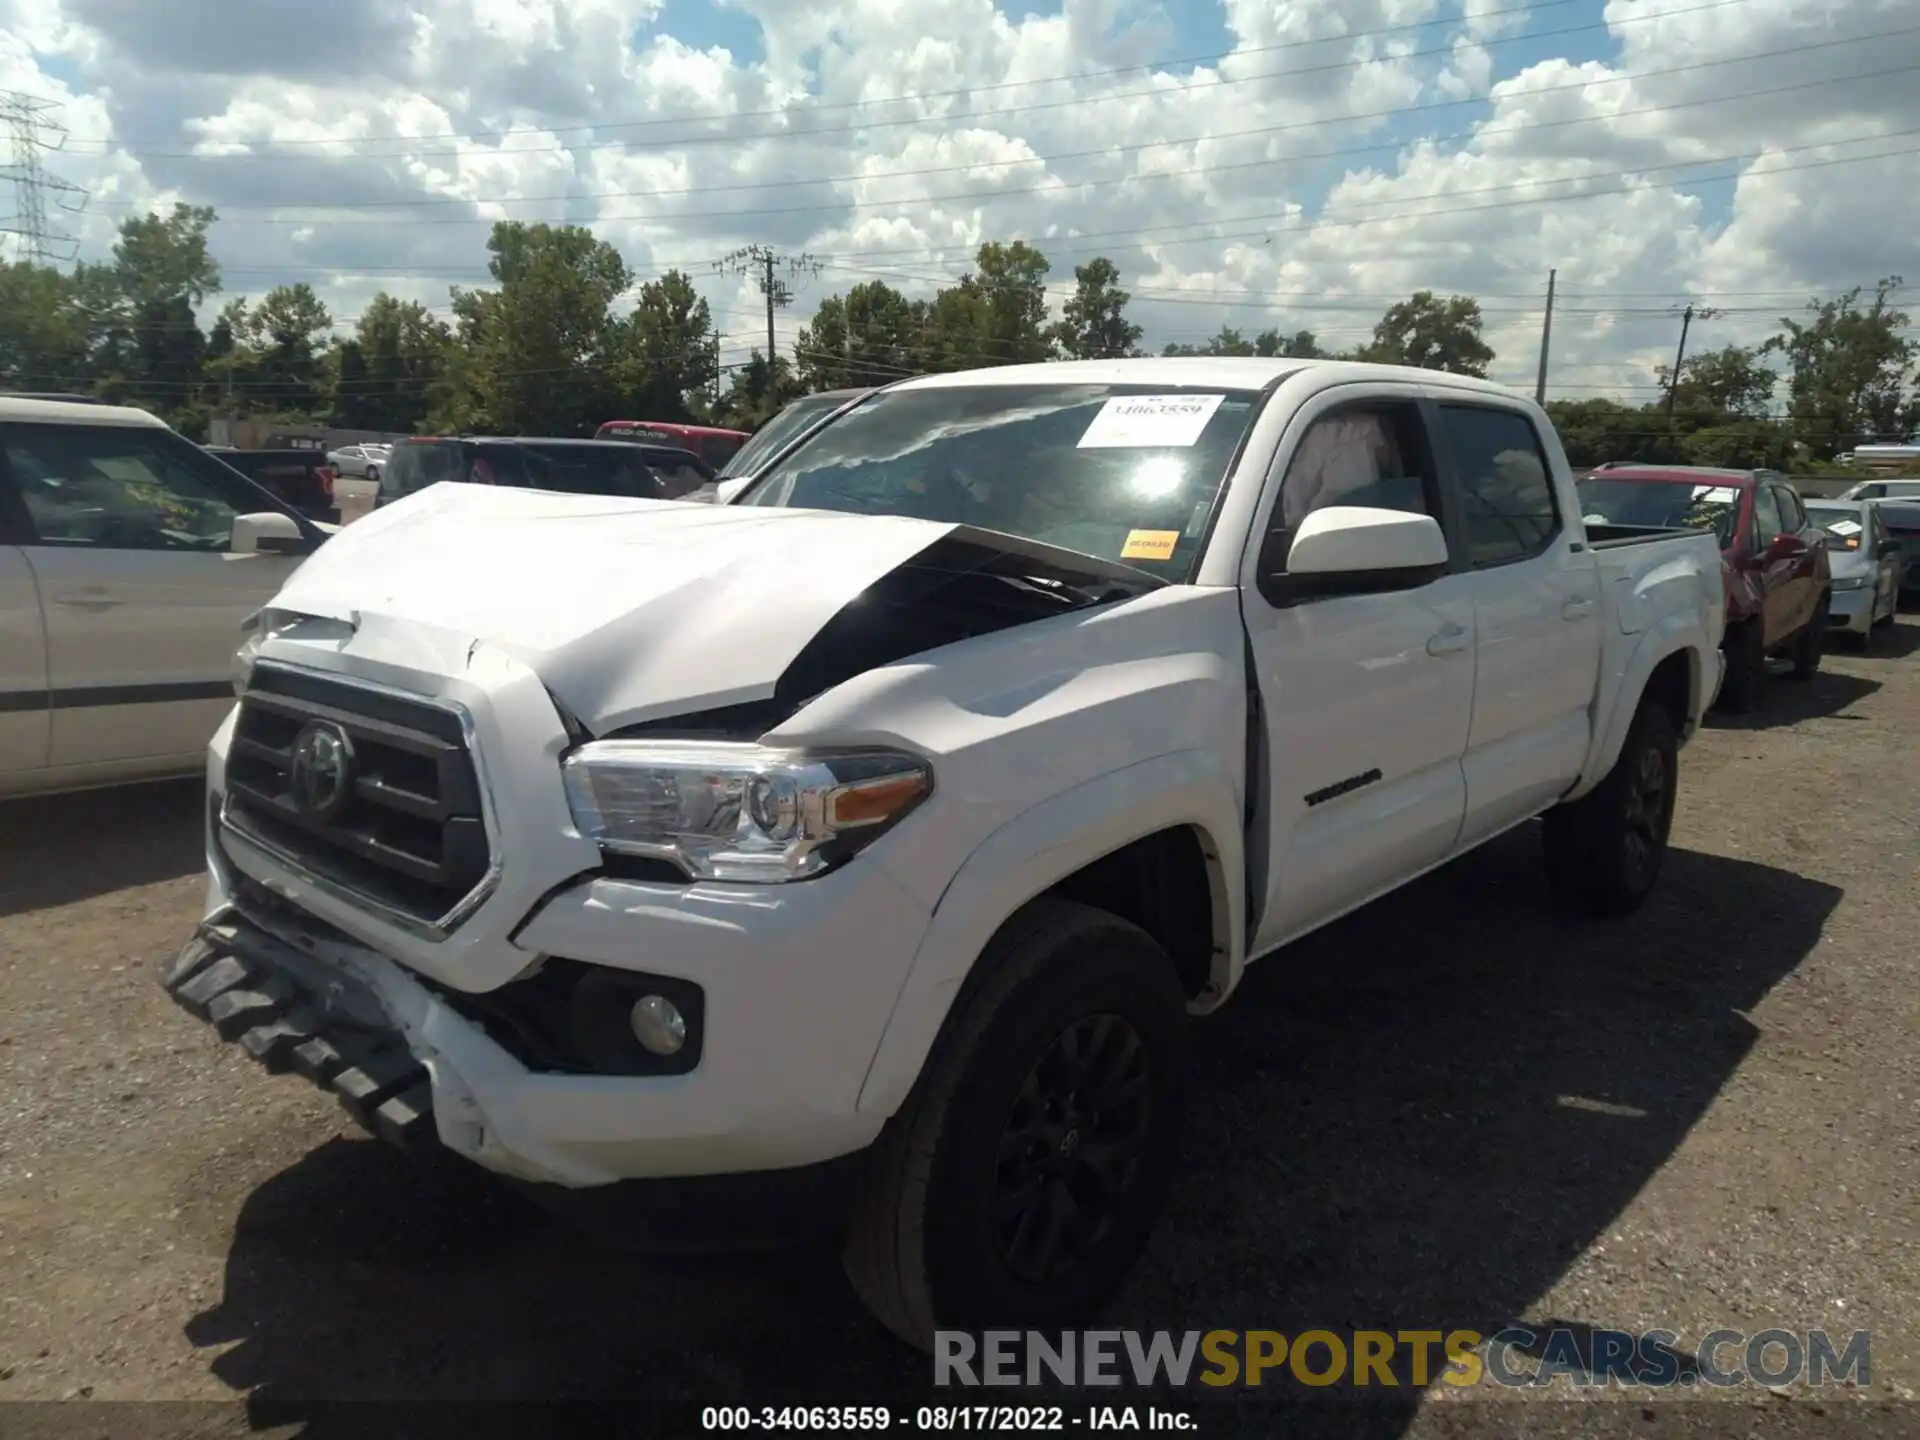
[594,420,748,472]
[1576,465,1831,712]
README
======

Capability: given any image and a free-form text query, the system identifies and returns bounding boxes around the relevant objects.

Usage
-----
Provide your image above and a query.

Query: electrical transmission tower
[0,90,88,265]
[717,244,822,375]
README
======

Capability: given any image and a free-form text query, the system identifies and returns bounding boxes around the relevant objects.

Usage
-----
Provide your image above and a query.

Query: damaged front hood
[267,482,1159,733]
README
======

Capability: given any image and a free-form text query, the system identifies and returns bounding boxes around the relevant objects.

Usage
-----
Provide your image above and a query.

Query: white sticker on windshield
[1693,485,1738,503]
[1827,518,1862,535]
[1078,394,1226,449]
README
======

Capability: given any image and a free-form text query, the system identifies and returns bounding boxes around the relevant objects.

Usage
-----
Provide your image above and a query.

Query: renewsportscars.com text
[934,1328,1870,1390]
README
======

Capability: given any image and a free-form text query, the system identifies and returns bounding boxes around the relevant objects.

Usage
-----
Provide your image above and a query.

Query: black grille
[222,664,492,927]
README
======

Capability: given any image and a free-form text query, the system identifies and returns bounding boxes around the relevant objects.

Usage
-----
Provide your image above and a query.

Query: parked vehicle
[1877,498,1920,594]
[374,437,712,509]
[163,359,1725,1350]
[594,420,749,471]
[1576,465,1830,713]
[1838,478,1920,501]
[1801,499,1902,644]
[716,389,873,482]
[1846,436,1920,477]
[203,447,341,524]
[1,396,328,798]
[326,443,391,483]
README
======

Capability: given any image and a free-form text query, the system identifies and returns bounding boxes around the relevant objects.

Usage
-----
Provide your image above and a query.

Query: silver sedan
[325,442,392,482]
[1805,498,1902,645]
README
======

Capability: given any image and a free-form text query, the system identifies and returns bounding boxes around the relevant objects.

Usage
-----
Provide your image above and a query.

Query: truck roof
[890,357,1532,401]
[0,395,169,428]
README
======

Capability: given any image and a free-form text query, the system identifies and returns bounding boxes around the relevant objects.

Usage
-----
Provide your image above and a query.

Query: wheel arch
[856,749,1243,1120]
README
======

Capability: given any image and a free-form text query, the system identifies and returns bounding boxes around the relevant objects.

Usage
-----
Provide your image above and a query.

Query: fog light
[630,994,687,1056]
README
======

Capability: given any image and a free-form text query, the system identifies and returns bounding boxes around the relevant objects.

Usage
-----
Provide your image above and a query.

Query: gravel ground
[2,617,1918,1438]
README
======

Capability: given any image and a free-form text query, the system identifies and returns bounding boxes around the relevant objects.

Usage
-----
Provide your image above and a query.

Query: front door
[1240,390,1478,952]
[1,422,301,774]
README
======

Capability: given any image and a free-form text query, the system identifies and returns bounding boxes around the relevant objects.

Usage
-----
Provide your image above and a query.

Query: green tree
[924,241,1053,370]
[331,293,453,432]
[1048,256,1142,360]
[619,269,718,421]
[1359,291,1494,376]
[1763,277,1917,457]
[237,283,333,417]
[1658,343,1778,420]
[1162,325,1328,358]
[458,222,633,434]
[0,261,90,390]
[795,280,925,389]
[713,350,802,430]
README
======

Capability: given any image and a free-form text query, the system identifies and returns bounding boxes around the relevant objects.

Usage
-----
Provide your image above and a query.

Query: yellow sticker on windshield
[1122,529,1180,561]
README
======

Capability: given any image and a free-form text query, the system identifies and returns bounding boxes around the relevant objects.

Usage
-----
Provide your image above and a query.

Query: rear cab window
[740,383,1265,582]
[1435,405,1560,567]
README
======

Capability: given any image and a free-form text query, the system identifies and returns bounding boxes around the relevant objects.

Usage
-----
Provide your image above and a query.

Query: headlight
[1832,575,1866,591]
[232,611,265,696]
[561,740,933,883]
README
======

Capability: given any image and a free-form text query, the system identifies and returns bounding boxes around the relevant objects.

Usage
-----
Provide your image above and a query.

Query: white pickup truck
[163,359,1725,1350]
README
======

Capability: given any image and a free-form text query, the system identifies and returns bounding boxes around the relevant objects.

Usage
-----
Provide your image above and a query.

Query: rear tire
[1789,600,1826,680]
[1543,700,1678,918]
[1717,619,1765,713]
[842,899,1188,1352]
[365,465,380,486]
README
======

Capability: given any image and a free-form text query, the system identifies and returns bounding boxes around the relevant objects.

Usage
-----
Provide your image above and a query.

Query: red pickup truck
[1576,465,1831,713]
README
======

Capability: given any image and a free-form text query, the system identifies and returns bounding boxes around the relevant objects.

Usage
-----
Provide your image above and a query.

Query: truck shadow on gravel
[185,829,1839,1437]
[0,777,203,918]
[1704,669,1882,731]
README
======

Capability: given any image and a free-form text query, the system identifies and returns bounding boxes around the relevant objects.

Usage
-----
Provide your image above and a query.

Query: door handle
[1562,595,1595,620]
[52,588,124,612]
[1426,624,1471,657]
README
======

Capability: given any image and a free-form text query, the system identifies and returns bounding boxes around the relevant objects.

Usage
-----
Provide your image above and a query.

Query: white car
[1,397,328,798]
[325,443,392,483]
[162,359,1725,1349]
[1804,498,1902,644]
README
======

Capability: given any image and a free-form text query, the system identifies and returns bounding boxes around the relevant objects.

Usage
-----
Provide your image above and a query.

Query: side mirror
[231,511,312,556]
[714,476,754,505]
[1286,505,1449,575]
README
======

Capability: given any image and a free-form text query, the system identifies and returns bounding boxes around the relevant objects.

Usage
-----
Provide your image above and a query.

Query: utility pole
[1533,268,1556,404]
[717,244,821,390]
[0,90,87,264]
[1665,303,1718,422]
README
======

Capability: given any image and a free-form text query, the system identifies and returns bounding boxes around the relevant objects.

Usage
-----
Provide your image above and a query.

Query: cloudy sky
[2,0,1916,402]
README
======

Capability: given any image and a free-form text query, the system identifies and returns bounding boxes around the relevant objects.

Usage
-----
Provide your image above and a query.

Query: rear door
[1,421,304,774]
[1432,399,1602,845]
[0,473,49,788]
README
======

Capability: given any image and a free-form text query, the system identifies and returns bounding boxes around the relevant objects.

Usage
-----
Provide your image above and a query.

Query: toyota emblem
[288,722,354,821]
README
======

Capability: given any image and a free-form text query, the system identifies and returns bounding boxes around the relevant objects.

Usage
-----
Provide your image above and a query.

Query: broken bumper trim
[161,919,436,1150]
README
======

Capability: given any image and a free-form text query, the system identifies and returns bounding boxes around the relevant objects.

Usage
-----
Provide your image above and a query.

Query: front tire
[1543,700,1679,918]
[842,899,1189,1351]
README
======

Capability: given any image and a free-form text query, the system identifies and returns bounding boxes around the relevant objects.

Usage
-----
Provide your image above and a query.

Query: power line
[132,48,1919,226]
[63,0,1762,161]
[717,245,821,364]
[0,90,88,263]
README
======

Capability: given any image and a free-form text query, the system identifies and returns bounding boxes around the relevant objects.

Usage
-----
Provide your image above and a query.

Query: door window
[1752,486,1783,546]
[3,424,270,552]
[1273,403,1441,568]
[646,455,710,499]
[1436,405,1560,567]
[1775,485,1806,532]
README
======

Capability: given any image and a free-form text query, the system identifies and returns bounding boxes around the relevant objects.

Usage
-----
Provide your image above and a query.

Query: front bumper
[161,906,874,1245]
[1827,584,1874,634]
